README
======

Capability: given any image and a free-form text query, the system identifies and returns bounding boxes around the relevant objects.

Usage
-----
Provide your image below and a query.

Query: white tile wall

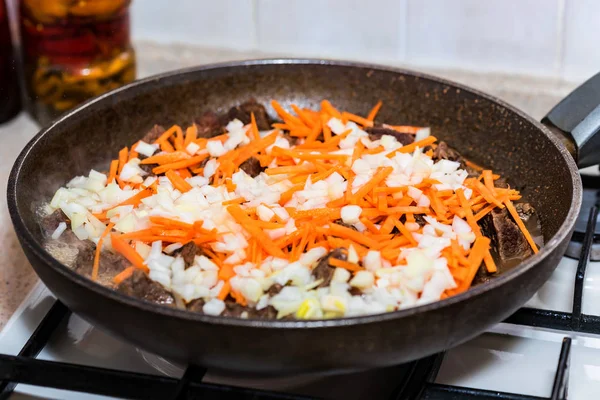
[255,0,406,62]
[563,0,600,82]
[405,0,562,77]
[130,0,256,50]
[130,0,600,82]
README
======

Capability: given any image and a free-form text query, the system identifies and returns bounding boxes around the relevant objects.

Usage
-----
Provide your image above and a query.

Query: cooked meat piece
[187,298,205,313]
[138,161,157,175]
[349,287,363,296]
[250,305,278,319]
[223,99,272,130]
[195,111,224,138]
[516,203,535,222]
[480,208,532,261]
[495,177,509,189]
[267,283,283,297]
[222,298,247,317]
[41,209,69,233]
[280,132,298,146]
[117,269,175,306]
[312,248,347,289]
[73,247,129,281]
[415,214,427,227]
[141,124,165,144]
[239,157,265,177]
[172,241,203,268]
[366,126,414,145]
[334,219,358,231]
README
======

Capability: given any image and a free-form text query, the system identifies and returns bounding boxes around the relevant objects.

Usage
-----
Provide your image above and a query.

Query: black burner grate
[1,206,597,400]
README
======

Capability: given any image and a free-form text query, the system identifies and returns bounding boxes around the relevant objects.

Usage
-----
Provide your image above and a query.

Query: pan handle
[542,72,600,168]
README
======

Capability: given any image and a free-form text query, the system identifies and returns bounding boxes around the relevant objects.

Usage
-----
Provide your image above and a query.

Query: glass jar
[0,0,22,123]
[19,0,136,125]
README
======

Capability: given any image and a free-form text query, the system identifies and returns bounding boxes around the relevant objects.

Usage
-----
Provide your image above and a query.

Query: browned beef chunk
[267,283,283,297]
[141,124,165,144]
[41,210,69,233]
[187,298,205,313]
[250,305,278,319]
[312,248,347,288]
[516,203,535,222]
[349,287,363,296]
[239,157,265,177]
[117,269,175,306]
[195,111,224,138]
[223,99,272,130]
[281,132,298,146]
[366,126,415,145]
[480,208,532,261]
[222,299,247,317]
[138,161,157,175]
[415,214,427,227]
[72,244,128,286]
[334,219,357,231]
[172,241,204,268]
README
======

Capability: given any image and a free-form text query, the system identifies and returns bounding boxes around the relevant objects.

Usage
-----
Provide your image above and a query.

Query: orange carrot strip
[113,266,136,284]
[393,220,417,245]
[153,154,208,174]
[107,160,119,183]
[154,125,181,145]
[329,223,380,249]
[217,281,231,300]
[117,147,128,174]
[271,100,304,127]
[149,216,193,230]
[184,125,198,147]
[505,199,539,254]
[265,164,317,175]
[111,234,148,272]
[387,136,437,158]
[329,257,363,272]
[341,111,374,127]
[474,180,504,208]
[482,170,496,194]
[165,170,193,193]
[140,151,191,165]
[474,203,498,221]
[249,112,260,140]
[383,124,423,134]
[367,100,383,122]
[128,142,139,160]
[351,167,394,203]
[484,251,497,273]
[227,205,286,258]
[92,222,115,281]
[456,188,481,236]
[320,100,342,119]
[222,197,246,205]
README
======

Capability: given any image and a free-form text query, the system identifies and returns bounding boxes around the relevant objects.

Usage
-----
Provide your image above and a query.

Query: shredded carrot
[117,147,128,174]
[387,136,437,158]
[110,234,148,272]
[140,151,190,165]
[505,199,539,254]
[153,154,208,174]
[227,204,286,258]
[217,281,231,300]
[367,100,383,122]
[341,111,374,128]
[329,257,363,272]
[91,223,115,281]
[112,266,136,284]
[107,160,119,183]
[165,170,193,193]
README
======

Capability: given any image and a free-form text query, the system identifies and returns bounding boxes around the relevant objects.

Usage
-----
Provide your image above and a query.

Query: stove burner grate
[2,206,597,399]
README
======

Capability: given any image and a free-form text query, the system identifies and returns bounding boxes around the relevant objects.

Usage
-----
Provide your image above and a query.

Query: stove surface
[2,252,600,399]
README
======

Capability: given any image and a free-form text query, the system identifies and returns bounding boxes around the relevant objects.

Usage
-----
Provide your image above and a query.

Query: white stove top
[1,255,600,399]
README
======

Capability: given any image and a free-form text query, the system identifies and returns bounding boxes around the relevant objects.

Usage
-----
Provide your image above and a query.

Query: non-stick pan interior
[15,60,575,251]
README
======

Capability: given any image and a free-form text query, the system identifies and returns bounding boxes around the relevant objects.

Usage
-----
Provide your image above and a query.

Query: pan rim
[7,58,583,329]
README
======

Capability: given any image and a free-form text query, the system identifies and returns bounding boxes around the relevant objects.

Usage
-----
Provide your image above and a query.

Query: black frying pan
[7,60,599,375]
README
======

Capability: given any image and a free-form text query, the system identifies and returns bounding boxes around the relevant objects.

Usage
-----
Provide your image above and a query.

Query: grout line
[555,0,567,80]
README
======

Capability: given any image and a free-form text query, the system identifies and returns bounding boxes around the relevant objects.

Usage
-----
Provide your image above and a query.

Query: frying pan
[7,59,600,375]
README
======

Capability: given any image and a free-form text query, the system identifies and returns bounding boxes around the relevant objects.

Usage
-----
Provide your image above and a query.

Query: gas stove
[1,187,599,399]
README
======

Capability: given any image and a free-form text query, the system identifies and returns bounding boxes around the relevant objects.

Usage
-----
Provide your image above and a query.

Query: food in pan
[41,99,542,319]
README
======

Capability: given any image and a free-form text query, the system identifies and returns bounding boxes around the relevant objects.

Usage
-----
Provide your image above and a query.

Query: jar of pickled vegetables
[0,0,21,123]
[19,0,136,125]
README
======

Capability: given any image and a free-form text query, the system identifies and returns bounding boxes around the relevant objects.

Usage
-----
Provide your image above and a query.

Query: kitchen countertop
[0,41,581,329]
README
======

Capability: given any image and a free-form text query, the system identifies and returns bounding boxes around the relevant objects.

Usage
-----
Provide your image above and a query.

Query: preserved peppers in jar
[0,0,22,123]
[19,0,136,124]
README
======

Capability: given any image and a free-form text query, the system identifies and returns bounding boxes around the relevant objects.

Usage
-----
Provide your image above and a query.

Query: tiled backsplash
[131,0,598,82]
